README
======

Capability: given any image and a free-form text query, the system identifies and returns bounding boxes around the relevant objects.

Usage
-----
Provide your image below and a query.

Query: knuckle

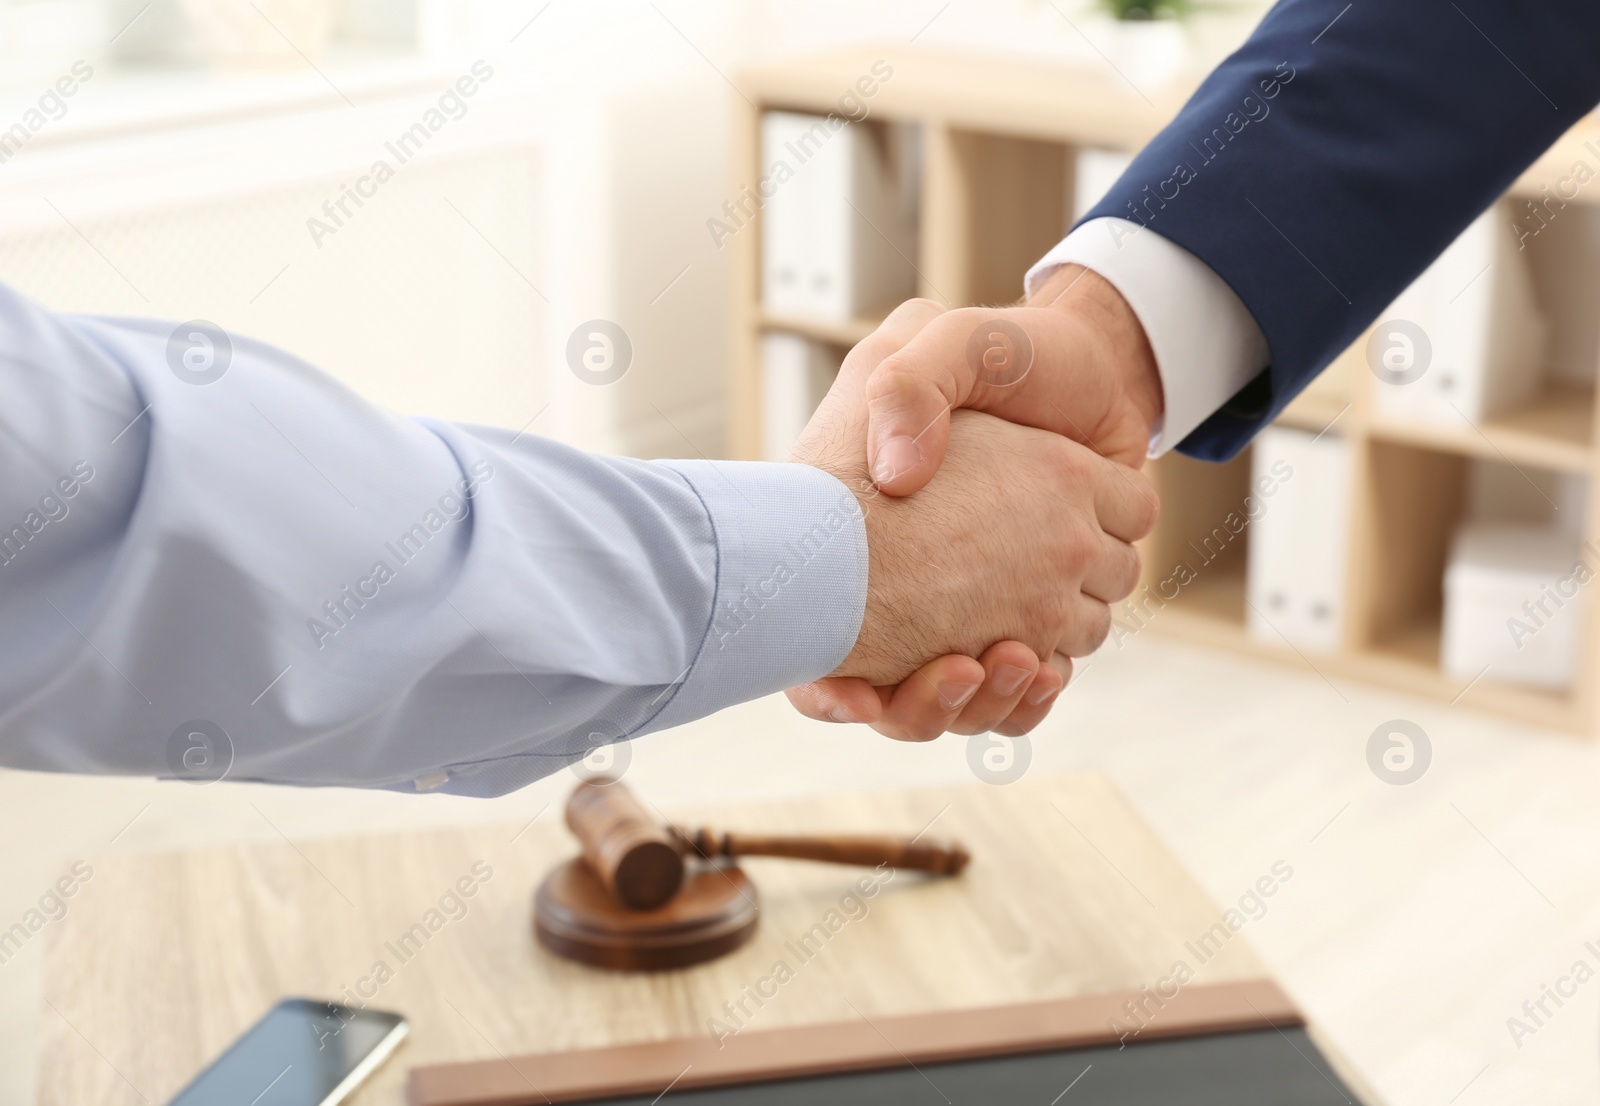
[865,359,963,423]
[892,296,946,321]
[1081,603,1113,653]
[1129,473,1161,538]
[937,308,1000,371]
[853,334,906,373]
[1116,541,1143,599]
[864,358,924,404]
[1045,435,1087,481]
[1061,524,1095,570]
[857,302,956,380]
[939,305,987,331]
[1044,595,1075,639]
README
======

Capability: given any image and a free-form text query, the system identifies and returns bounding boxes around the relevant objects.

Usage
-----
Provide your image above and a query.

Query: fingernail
[829,706,860,723]
[991,664,1031,697]
[1025,683,1059,706]
[872,436,922,485]
[938,680,980,711]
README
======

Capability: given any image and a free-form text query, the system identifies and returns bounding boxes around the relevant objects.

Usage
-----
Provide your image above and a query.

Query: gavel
[568,778,971,910]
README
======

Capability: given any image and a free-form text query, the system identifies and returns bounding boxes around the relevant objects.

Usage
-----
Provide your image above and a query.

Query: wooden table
[37,773,1372,1104]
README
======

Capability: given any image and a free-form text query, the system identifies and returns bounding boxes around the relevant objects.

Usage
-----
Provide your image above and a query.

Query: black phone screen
[166,998,407,1106]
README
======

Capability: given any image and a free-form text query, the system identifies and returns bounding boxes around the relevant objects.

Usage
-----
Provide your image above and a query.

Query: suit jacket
[1085,0,1600,460]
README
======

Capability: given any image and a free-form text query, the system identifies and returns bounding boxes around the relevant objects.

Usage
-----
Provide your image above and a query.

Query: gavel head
[565,778,685,911]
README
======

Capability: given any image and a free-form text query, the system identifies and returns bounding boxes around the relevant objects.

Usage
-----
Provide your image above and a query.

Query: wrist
[814,461,891,680]
[789,445,876,678]
[1028,263,1163,463]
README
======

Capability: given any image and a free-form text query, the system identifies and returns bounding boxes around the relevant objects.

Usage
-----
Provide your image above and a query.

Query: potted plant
[1089,0,1195,89]
[1101,0,1192,17]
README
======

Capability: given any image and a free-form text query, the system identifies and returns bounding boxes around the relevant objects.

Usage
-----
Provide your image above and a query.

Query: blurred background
[9,2,1600,1104]
[0,0,1265,457]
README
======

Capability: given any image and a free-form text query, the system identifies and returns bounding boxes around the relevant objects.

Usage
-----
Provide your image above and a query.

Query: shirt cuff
[1025,218,1269,457]
[646,458,868,730]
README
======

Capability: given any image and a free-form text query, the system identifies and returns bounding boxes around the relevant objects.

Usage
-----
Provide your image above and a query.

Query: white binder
[1443,522,1584,690]
[760,333,841,462]
[1246,427,1353,654]
[760,112,817,316]
[760,112,916,321]
[1372,204,1548,424]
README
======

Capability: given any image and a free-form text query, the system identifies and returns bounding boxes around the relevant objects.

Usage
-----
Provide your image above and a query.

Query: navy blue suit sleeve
[1083,0,1600,460]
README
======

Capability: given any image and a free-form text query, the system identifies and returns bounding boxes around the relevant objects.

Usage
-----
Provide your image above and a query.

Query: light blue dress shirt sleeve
[0,283,867,796]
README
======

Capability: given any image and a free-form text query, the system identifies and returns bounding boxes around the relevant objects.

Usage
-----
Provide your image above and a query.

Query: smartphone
[166,998,408,1106]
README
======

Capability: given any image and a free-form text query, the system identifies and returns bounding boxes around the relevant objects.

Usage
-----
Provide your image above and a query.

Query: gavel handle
[672,827,969,876]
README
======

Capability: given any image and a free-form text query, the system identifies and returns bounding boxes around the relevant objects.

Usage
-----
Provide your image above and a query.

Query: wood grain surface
[39,774,1277,1105]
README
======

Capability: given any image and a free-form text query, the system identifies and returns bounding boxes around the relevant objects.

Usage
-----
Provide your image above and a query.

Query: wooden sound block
[533,858,760,971]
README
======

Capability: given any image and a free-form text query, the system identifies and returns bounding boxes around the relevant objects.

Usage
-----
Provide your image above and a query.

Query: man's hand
[788,641,1069,741]
[814,409,1143,682]
[785,298,1156,738]
[866,265,1164,492]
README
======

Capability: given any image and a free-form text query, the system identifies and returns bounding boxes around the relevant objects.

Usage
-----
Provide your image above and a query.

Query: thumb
[865,307,1024,496]
[864,363,951,497]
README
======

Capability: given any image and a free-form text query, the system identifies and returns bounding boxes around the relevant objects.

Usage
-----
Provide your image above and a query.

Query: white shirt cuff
[1025,218,1269,457]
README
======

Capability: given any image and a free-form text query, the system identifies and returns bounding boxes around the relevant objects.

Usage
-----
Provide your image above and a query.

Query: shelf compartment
[1351,440,1468,652]
[1349,438,1588,723]
[1358,615,1581,731]
[1138,449,1254,628]
[1366,382,1595,473]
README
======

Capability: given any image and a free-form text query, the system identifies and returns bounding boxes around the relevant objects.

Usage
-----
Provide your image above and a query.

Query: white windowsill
[0,48,462,150]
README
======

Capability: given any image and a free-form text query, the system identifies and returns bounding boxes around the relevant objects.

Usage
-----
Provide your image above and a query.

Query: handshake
[786,265,1164,740]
